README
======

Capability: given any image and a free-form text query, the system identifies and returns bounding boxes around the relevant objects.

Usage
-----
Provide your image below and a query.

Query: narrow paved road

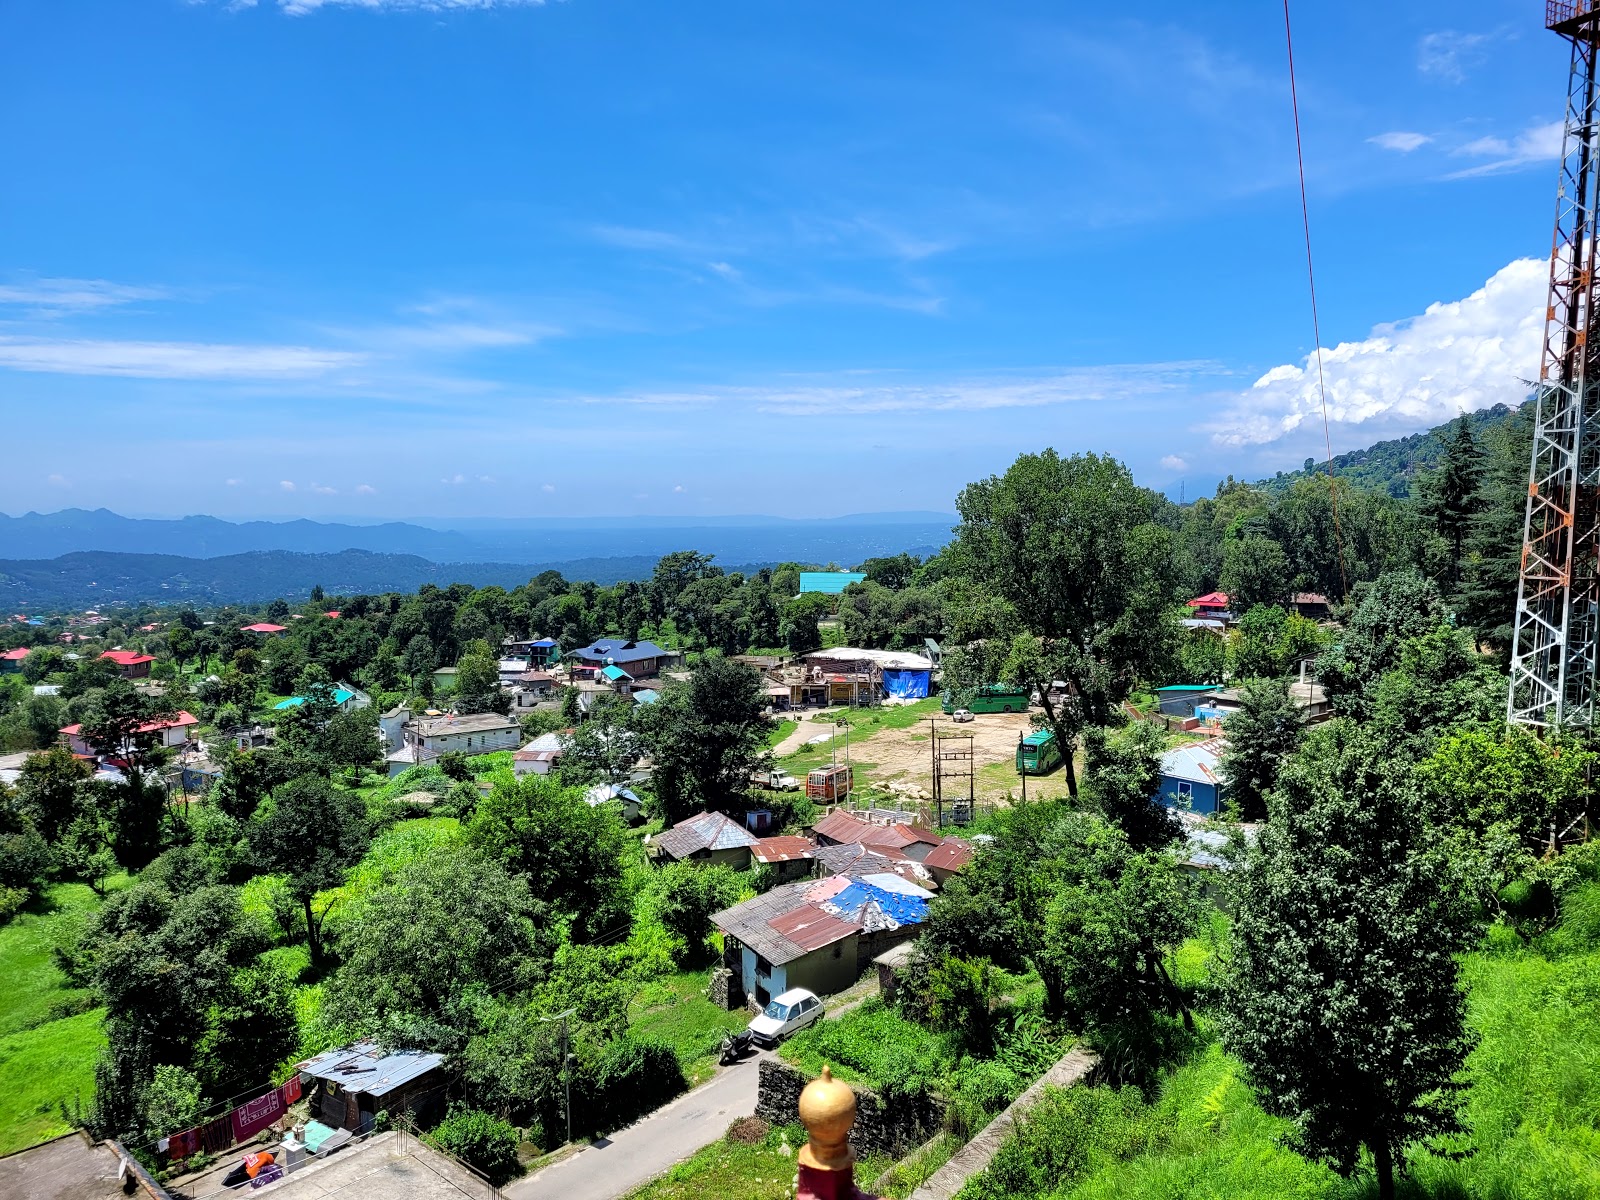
[507,1051,769,1200]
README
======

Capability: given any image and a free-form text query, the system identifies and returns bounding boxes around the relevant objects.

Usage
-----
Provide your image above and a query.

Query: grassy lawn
[0,877,128,1156]
[765,719,797,750]
[623,1123,892,1200]
[0,1009,104,1154]
[627,969,751,1086]
[833,698,943,733]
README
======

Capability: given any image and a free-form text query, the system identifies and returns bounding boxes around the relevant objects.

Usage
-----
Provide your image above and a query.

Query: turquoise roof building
[798,571,867,595]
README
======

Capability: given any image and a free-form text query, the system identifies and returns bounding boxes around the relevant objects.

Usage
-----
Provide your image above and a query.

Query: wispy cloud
[1205,256,1544,453]
[280,480,297,491]
[355,483,378,494]
[1368,131,1431,153]
[0,337,365,380]
[1159,455,1187,472]
[1418,30,1492,83]
[1447,120,1564,178]
[231,0,548,13]
[0,277,168,317]
[584,361,1225,416]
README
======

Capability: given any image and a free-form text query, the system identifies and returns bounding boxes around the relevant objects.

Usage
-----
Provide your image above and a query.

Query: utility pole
[539,1007,578,1145]
[1018,731,1027,805]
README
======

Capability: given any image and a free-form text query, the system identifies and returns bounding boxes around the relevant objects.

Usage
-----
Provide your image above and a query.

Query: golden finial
[797,1064,856,1172]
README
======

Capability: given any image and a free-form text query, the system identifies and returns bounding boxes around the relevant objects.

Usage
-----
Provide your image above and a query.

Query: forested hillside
[1256,400,1530,498]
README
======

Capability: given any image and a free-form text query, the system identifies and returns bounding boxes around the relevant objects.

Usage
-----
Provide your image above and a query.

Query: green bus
[944,684,1030,715]
[1016,729,1062,775]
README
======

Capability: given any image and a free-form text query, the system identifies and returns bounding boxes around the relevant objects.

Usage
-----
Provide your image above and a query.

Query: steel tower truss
[1509,3,1600,729]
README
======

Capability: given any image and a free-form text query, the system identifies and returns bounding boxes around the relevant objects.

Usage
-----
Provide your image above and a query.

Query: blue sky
[0,0,1572,519]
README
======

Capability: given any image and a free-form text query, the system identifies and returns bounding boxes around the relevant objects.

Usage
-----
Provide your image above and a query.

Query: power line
[1282,0,1348,603]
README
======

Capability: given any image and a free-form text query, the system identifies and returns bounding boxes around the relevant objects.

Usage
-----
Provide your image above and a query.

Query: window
[1176,781,1193,797]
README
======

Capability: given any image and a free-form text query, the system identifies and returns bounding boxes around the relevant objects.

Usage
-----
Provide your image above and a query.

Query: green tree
[645,862,744,964]
[952,450,1178,797]
[1317,571,1444,716]
[1081,721,1179,852]
[455,639,509,715]
[248,775,370,969]
[1218,677,1302,820]
[326,847,553,1049]
[1228,605,1288,681]
[141,1065,207,1144]
[14,744,95,843]
[1217,721,1474,1200]
[634,654,771,822]
[1417,414,1484,589]
[1219,533,1291,612]
[466,773,629,938]
[780,593,831,654]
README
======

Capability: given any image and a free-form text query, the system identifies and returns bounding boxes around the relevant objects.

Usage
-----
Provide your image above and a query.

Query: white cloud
[1447,121,1563,177]
[46,473,69,487]
[707,261,742,282]
[311,483,337,494]
[0,277,167,316]
[541,483,556,493]
[0,337,364,380]
[226,478,243,486]
[1418,31,1492,83]
[1368,131,1430,153]
[355,483,377,494]
[1159,455,1187,472]
[1205,256,1544,453]
[673,484,686,493]
[442,473,467,485]
[280,480,297,491]
[477,475,495,484]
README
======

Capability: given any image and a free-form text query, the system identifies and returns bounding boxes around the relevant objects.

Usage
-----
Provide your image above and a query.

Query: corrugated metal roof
[768,905,860,953]
[298,1041,445,1097]
[752,836,814,864]
[922,840,975,873]
[712,882,814,964]
[656,810,759,859]
[1159,740,1225,785]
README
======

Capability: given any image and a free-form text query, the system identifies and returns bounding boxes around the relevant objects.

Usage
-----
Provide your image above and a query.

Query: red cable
[1283,0,1349,603]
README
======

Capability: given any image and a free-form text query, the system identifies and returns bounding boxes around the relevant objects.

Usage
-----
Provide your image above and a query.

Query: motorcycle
[719,1030,755,1065]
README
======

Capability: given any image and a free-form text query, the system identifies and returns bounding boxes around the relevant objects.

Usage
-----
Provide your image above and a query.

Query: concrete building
[1153,740,1227,816]
[654,810,760,868]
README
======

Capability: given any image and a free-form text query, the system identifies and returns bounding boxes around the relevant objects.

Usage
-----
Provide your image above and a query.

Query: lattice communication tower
[1509,3,1600,728]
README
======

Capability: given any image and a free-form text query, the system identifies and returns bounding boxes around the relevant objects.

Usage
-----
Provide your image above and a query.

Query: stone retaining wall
[755,1058,945,1158]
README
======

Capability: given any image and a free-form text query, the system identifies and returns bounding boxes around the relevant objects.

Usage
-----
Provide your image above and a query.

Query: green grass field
[627,969,751,1086]
[0,878,127,1155]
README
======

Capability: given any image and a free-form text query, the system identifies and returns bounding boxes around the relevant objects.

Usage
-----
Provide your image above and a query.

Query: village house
[812,810,944,862]
[0,647,29,673]
[584,781,643,823]
[1153,739,1228,816]
[513,731,566,776]
[272,683,370,714]
[1290,592,1333,621]
[509,670,557,709]
[381,709,519,776]
[100,649,155,679]
[239,622,288,637]
[713,871,931,1010]
[570,637,674,678]
[504,636,561,666]
[60,710,199,756]
[430,665,458,691]
[922,838,976,886]
[653,810,760,868]
[1154,684,1223,718]
[1185,591,1232,621]
[751,835,816,883]
[296,1041,447,1134]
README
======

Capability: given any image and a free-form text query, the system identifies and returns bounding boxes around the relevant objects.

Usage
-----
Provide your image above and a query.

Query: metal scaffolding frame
[928,721,975,828]
[1510,2,1600,728]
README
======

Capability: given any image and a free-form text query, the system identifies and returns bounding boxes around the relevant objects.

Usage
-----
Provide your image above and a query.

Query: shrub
[142,1065,207,1145]
[0,884,29,923]
[429,1106,521,1185]
[591,1036,687,1132]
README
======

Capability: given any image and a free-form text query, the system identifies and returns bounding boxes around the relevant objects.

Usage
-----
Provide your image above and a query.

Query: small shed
[296,1042,447,1133]
[873,939,919,1007]
[1154,740,1227,816]
[1154,684,1222,718]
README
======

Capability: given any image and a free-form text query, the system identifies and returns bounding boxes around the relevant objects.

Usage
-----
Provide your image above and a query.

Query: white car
[747,988,825,1046]
[951,708,975,723]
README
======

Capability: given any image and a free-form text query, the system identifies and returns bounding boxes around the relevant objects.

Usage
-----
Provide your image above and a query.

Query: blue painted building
[798,571,867,595]
[1153,740,1227,816]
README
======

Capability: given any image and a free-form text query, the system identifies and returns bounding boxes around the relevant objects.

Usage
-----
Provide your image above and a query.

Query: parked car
[951,708,974,723]
[747,987,825,1046]
[751,767,800,792]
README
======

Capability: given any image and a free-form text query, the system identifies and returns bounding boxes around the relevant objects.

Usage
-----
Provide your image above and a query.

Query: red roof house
[240,623,289,635]
[0,647,30,673]
[1186,591,1230,611]
[100,649,155,679]
[60,710,198,755]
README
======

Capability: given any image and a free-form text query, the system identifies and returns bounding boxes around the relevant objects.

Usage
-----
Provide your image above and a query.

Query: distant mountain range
[0,550,685,609]
[0,508,956,568]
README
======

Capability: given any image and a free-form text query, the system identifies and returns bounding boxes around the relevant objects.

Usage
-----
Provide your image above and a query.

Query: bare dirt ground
[831,710,1077,807]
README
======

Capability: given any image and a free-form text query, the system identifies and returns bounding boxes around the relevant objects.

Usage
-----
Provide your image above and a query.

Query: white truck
[751,767,801,792]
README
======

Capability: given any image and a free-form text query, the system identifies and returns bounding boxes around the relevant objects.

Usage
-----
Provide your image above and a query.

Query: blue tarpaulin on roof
[881,668,930,699]
[827,881,929,926]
